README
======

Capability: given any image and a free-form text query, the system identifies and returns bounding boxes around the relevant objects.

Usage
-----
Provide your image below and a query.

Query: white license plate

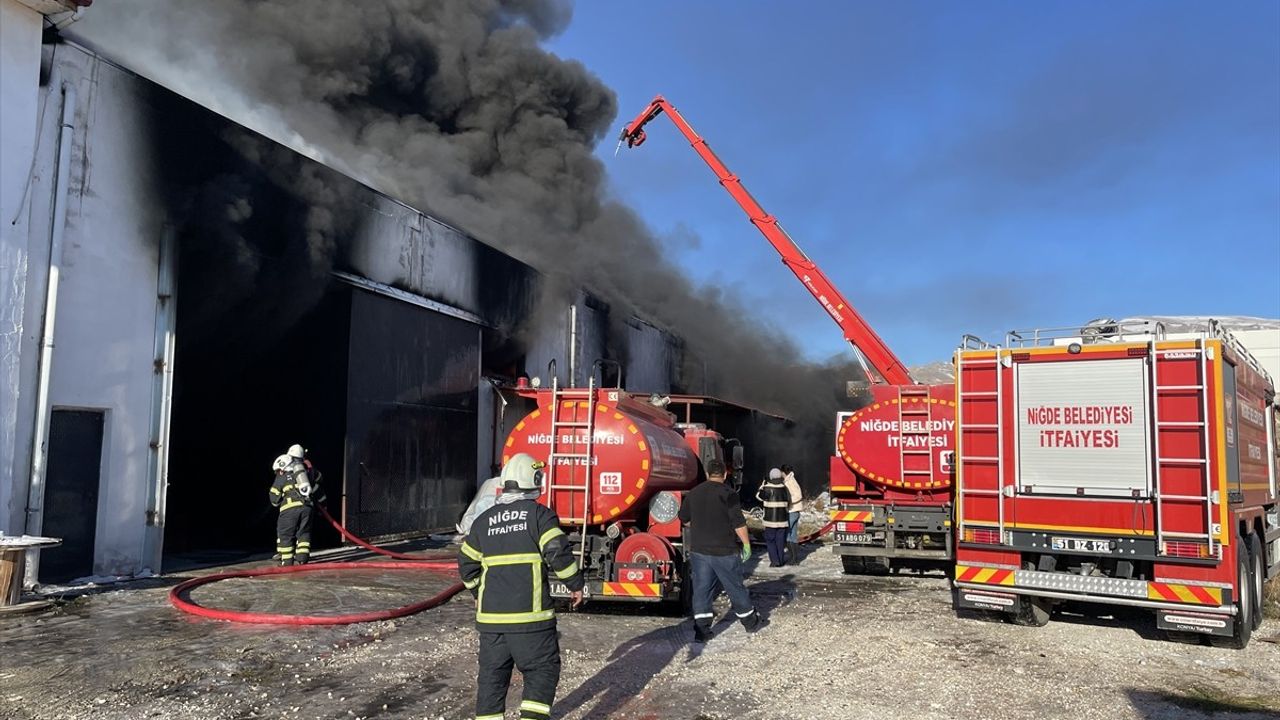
[549,582,570,597]
[839,533,874,544]
[1050,536,1112,553]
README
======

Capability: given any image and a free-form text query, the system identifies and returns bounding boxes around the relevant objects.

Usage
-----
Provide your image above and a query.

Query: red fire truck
[619,96,955,572]
[953,320,1279,647]
[503,374,743,605]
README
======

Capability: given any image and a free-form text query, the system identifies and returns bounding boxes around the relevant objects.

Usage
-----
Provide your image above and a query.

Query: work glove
[739,542,751,563]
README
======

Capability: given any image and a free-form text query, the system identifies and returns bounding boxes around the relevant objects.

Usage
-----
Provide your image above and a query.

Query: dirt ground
[3,542,1279,720]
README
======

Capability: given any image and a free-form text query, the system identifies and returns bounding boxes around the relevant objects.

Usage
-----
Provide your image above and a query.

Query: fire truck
[503,372,743,605]
[953,320,1279,647]
[618,96,955,572]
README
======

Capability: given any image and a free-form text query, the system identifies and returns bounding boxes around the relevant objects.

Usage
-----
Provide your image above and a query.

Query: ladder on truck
[1150,337,1217,558]
[955,343,1006,543]
[546,374,598,564]
[898,386,936,486]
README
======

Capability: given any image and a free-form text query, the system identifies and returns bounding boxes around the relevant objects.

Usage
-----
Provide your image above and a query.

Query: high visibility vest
[457,498,584,633]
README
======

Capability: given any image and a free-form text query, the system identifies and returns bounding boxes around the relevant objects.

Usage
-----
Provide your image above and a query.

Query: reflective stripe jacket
[755,480,790,528]
[269,462,324,512]
[457,498,584,633]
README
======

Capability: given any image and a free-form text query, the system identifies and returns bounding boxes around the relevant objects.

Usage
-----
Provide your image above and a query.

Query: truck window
[698,437,721,471]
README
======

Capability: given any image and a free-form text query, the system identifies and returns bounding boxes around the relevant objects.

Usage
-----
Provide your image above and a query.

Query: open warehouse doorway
[164,276,482,568]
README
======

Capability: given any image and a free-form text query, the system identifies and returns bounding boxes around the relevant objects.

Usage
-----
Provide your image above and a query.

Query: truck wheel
[1209,537,1254,649]
[667,558,694,618]
[840,556,865,575]
[1162,630,1203,645]
[1248,533,1265,631]
[1009,595,1051,627]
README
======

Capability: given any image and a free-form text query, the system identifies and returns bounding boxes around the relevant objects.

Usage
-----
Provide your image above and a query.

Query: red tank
[833,384,956,495]
[503,390,701,527]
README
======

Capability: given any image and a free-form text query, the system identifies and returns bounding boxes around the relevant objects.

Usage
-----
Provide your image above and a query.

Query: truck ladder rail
[955,350,1006,541]
[897,386,936,480]
[547,373,598,564]
[1149,337,1217,555]
[619,95,913,386]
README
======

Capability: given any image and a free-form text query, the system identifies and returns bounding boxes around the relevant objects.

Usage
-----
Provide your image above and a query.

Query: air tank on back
[503,390,701,526]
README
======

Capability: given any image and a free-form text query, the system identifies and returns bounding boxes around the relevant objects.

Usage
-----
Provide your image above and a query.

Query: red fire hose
[169,505,463,625]
[799,520,835,544]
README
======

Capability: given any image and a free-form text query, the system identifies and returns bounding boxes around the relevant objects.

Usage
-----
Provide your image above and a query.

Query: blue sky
[546,1,1280,365]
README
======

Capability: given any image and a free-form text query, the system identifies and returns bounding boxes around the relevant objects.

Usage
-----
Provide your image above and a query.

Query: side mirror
[732,445,744,471]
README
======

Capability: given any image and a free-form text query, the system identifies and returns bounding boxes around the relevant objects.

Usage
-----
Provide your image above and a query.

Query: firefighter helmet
[501,453,546,492]
[272,454,292,473]
[287,444,305,459]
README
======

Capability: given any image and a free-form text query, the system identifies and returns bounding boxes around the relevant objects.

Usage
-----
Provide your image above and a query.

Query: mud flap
[1156,609,1233,638]
[954,587,1018,613]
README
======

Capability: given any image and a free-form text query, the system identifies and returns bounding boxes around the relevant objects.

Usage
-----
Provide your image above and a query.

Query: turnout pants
[475,628,560,720]
[763,527,788,566]
[275,506,313,565]
[690,551,758,634]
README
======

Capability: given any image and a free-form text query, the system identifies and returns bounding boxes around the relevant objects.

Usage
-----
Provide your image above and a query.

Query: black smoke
[75,0,865,488]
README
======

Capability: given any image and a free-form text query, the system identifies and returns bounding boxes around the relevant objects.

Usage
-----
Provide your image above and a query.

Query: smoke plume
[74,0,865,485]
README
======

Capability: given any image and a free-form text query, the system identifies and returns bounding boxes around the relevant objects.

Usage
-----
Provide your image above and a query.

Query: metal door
[41,410,105,583]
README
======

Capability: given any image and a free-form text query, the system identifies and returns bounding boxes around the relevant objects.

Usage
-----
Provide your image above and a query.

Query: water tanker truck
[503,379,742,604]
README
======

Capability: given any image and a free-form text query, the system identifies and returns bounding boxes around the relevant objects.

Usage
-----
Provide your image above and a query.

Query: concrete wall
[13,44,169,577]
[0,0,45,536]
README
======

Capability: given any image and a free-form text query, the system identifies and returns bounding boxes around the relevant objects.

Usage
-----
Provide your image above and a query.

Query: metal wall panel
[344,289,479,537]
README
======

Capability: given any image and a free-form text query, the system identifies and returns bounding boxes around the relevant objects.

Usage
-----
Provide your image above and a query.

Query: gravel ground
[3,545,1278,720]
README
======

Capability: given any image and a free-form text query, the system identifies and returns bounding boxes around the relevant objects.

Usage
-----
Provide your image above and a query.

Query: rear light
[837,522,865,533]
[1163,541,1214,559]
[963,528,1002,544]
[617,567,654,583]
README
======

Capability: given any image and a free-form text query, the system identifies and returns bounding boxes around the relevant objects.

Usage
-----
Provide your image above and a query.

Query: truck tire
[1009,594,1051,627]
[1248,532,1265,631]
[1210,537,1254,649]
[841,555,865,575]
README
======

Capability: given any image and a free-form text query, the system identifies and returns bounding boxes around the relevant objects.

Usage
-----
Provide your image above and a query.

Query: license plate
[836,533,874,544]
[1050,536,1112,553]
[550,582,570,597]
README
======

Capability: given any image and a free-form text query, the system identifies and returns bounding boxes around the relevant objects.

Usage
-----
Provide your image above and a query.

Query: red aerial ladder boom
[618,95,914,386]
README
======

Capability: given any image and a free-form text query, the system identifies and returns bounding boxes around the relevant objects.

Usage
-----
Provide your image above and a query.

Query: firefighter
[756,468,791,567]
[269,446,325,566]
[457,453,584,720]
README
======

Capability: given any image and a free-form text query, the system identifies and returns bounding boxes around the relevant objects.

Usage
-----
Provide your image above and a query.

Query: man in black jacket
[458,453,584,720]
[679,458,762,642]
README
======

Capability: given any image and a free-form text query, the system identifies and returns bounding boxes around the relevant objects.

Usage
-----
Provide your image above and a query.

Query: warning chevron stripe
[829,510,873,522]
[955,565,1016,586]
[1147,582,1222,605]
[602,582,661,598]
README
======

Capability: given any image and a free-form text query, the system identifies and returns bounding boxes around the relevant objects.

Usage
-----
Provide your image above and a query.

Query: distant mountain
[908,360,955,384]
[1119,315,1280,333]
